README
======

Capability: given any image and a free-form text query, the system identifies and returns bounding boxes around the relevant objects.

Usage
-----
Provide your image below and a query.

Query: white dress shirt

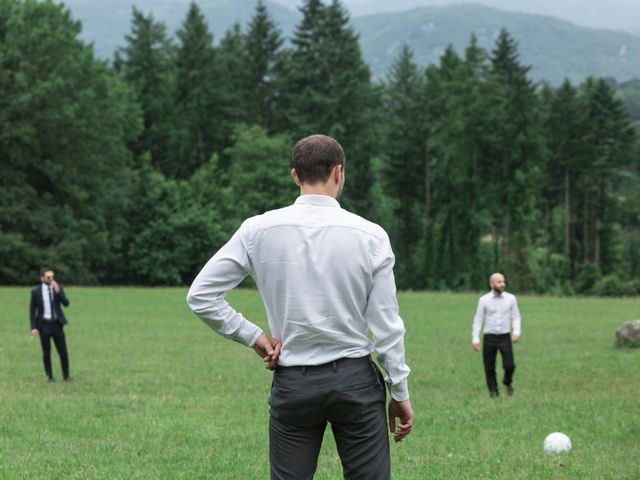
[187,194,410,400]
[41,283,53,320]
[472,290,521,344]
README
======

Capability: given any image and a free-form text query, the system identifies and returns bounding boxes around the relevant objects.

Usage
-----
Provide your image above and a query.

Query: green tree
[123,157,230,285]
[423,41,488,289]
[380,45,428,288]
[243,0,285,132]
[578,77,636,273]
[484,29,542,279]
[216,23,250,167]
[225,124,297,219]
[0,0,141,283]
[172,2,221,179]
[282,0,378,214]
[541,80,587,279]
[117,8,174,173]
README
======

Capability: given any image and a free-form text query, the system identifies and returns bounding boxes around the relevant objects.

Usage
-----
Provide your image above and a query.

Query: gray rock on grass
[616,320,640,347]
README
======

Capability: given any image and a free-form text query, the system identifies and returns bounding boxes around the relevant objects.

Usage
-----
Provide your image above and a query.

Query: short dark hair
[40,267,53,277]
[292,134,345,185]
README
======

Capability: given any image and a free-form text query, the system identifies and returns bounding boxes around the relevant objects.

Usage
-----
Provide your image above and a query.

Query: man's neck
[299,185,337,198]
[492,289,503,297]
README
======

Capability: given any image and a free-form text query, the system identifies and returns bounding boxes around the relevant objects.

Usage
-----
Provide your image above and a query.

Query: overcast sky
[273,0,640,34]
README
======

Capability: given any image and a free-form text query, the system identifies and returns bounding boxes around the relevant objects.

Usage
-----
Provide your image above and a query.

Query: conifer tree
[381,46,427,287]
[243,1,285,131]
[423,43,487,289]
[172,2,221,178]
[216,23,250,166]
[484,28,542,273]
[579,77,636,270]
[542,80,586,273]
[117,8,175,173]
[283,0,377,214]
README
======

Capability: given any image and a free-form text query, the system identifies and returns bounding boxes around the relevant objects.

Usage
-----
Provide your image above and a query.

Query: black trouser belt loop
[332,361,337,373]
[301,366,307,375]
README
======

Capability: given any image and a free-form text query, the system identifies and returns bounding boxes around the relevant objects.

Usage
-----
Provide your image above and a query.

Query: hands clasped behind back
[253,333,282,370]
[255,331,415,443]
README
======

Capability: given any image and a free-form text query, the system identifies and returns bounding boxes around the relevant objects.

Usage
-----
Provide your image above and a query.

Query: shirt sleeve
[186,222,263,347]
[363,233,411,401]
[511,295,521,336]
[472,298,484,344]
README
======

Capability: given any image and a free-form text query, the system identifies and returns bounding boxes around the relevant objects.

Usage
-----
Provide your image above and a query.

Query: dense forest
[1,0,639,295]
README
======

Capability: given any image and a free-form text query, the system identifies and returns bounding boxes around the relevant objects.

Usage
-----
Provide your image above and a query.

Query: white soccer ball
[543,432,572,454]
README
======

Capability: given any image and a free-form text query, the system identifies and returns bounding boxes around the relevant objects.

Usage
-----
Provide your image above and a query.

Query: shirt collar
[294,194,341,208]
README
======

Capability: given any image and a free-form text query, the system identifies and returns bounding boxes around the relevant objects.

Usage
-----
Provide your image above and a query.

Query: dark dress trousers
[269,356,390,480]
[30,284,70,380]
[482,333,515,393]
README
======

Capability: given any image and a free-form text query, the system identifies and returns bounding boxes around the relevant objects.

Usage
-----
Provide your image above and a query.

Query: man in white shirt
[471,272,521,397]
[187,134,413,479]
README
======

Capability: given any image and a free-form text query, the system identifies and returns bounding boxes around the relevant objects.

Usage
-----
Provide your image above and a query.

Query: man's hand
[388,399,413,443]
[472,342,480,351]
[512,334,520,343]
[31,329,39,338]
[51,280,60,293]
[253,333,282,370]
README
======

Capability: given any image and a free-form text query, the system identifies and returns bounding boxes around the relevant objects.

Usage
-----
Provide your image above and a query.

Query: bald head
[489,273,506,295]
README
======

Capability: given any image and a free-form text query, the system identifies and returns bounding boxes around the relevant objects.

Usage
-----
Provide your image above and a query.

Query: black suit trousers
[39,321,69,379]
[482,333,515,392]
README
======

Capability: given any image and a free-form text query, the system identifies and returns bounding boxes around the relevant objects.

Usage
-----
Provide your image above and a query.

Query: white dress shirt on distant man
[471,273,521,397]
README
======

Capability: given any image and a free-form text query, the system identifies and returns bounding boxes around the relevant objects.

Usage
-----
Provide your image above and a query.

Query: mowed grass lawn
[0,288,638,479]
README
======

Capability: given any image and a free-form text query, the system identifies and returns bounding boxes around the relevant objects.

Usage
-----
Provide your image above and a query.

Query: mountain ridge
[353,3,640,84]
[62,0,640,85]
[274,0,640,34]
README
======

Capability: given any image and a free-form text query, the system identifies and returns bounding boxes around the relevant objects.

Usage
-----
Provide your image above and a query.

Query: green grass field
[1,288,638,479]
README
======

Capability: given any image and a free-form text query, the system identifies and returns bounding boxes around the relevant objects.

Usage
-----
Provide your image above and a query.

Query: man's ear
[333,164,342,184]
[291,168,302,187]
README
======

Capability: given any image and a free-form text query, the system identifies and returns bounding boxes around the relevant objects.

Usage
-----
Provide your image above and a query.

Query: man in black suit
[30,267,71,381]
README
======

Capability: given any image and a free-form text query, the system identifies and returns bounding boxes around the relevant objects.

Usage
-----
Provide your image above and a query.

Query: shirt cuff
[237,323,263,347]
[472,336,480,344]
[389,379,409,401]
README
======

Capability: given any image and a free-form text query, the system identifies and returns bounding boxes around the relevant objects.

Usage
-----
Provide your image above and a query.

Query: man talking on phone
[30,267,71,382]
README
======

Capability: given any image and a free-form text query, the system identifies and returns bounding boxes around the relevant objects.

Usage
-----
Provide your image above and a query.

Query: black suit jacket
[30,284,70,330]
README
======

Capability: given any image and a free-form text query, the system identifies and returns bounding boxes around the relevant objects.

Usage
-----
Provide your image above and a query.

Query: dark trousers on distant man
[39,320,69,380]
[482,333,515,393]
[268,356,389,480]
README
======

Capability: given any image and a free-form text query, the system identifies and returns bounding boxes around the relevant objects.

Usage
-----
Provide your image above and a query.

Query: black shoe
[506,385,514,396]
[489,390,499,398]
[64,376,72,382]
[48,377,55,383]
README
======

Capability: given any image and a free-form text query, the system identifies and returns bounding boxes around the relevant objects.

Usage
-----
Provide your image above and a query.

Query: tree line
[1,0,639,295]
